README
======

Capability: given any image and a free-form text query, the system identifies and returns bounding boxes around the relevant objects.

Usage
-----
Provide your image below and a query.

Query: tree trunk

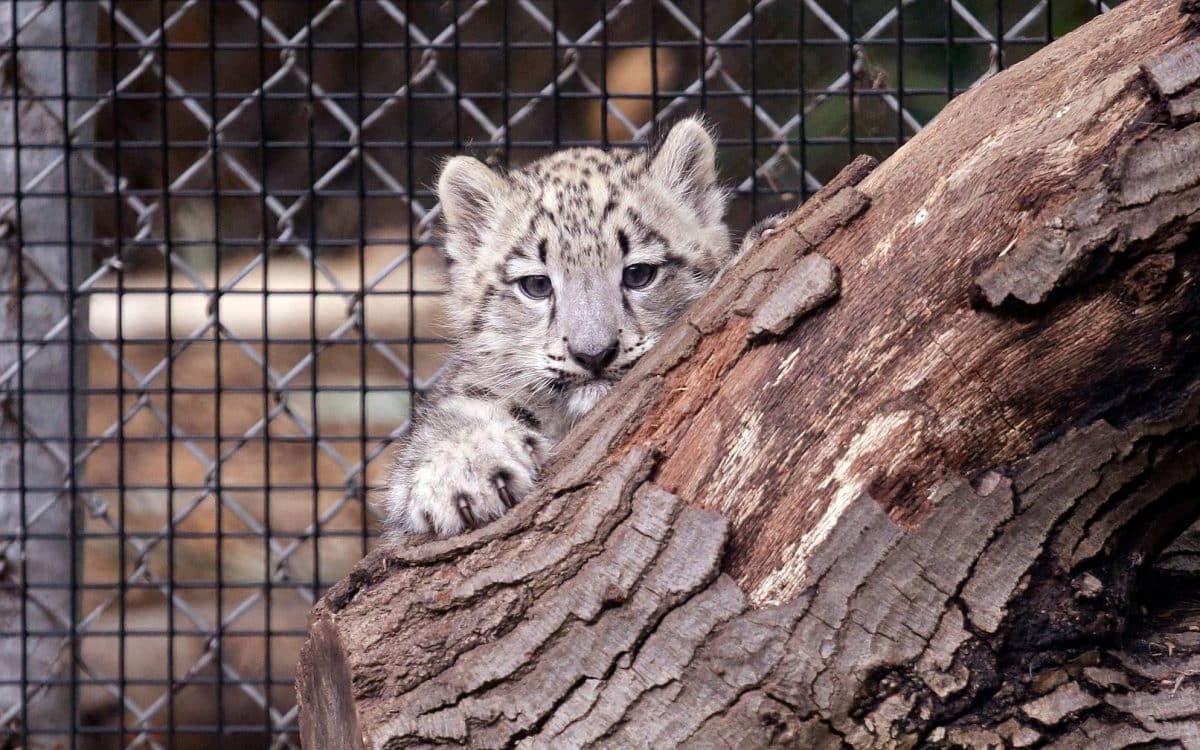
[298,1,1200,747]
[0,2,96,746]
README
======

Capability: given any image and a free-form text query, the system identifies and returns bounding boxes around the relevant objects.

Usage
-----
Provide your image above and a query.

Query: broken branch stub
[298,2,1200,747]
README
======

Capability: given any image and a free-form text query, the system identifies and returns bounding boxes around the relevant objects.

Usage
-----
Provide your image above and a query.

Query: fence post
[0,1,96,746]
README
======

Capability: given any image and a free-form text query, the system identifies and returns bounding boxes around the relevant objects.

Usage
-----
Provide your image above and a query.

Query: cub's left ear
[650,116,721,219]
[436,155,508,264]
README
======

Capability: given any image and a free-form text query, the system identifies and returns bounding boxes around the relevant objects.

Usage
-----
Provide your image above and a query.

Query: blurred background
[2,0,1119,747]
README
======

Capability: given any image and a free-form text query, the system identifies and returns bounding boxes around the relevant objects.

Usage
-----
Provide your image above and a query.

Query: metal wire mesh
[0,0,1115,746]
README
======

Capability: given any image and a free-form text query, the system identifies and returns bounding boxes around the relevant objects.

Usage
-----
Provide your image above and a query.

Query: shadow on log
[298,1,1200,746]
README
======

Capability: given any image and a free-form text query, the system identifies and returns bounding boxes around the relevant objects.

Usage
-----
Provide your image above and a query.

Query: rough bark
[0,2,96,745]
[298,2,1200,747]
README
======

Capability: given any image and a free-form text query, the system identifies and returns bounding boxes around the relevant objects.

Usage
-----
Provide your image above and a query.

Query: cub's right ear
[437,156,507,261]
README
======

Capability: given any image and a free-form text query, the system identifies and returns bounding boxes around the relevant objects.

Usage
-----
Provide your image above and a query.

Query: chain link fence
[1,0,1114,747]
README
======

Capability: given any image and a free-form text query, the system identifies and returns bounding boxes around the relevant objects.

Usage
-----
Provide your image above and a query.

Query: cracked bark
[297,2,1200,747]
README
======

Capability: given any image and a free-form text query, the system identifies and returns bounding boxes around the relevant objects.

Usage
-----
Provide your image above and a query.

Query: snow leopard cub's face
[436,117,732,421]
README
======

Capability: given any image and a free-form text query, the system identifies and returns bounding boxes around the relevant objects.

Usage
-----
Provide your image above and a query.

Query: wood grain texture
[298,615,366,750]
[297,2,1200,746]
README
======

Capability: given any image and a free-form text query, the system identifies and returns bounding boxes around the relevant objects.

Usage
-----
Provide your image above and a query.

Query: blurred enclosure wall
[0,0,1117,747]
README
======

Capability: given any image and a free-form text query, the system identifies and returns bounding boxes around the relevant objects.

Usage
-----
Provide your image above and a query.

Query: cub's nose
[568,341,618,375]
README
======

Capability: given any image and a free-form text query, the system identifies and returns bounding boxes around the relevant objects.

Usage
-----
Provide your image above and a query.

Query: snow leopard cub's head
[436,117,731,420]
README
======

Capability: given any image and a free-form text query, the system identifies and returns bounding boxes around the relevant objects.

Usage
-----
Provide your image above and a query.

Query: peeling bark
[298,2,1200,747]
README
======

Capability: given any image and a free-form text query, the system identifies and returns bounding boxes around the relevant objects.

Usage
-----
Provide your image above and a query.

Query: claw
[496,477,516,508]
[454,492,477,529]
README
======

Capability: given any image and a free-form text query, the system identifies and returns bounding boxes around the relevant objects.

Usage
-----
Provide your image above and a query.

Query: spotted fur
[382,117,733,538]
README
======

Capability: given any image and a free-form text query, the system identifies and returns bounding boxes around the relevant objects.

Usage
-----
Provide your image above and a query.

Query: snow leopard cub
[382,117,732,539]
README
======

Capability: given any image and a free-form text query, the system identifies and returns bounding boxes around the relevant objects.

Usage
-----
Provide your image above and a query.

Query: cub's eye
[622,263,658,290]
[516,275,553,299]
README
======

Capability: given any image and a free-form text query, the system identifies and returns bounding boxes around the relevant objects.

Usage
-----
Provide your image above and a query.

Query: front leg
[739,212,789,256]
[383,394,548,539]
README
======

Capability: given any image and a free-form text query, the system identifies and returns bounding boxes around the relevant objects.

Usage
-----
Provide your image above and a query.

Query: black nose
[568,341,618,375]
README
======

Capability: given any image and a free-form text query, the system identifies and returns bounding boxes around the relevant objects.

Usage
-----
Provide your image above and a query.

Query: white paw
[388,419,543,537]
[739,213,787,254]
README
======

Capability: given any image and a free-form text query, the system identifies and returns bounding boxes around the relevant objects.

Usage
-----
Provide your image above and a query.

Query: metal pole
[0,2,95,746]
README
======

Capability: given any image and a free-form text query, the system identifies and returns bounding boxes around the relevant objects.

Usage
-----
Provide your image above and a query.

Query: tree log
[297,2,1200,747]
